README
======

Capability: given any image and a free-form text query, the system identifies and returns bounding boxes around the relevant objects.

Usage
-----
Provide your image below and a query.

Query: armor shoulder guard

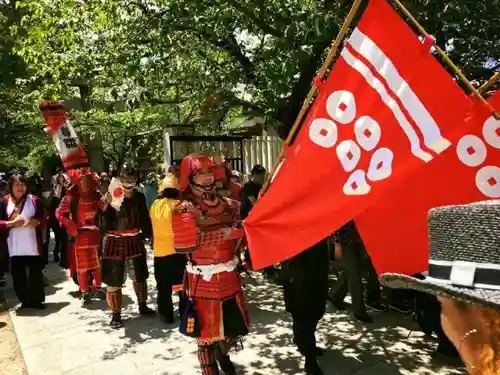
[171,200,200,254]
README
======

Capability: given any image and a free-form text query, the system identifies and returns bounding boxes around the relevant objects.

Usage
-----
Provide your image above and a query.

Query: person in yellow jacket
[150,173,187,323]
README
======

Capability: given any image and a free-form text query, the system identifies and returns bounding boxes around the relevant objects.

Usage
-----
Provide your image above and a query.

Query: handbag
[179,269,201,338]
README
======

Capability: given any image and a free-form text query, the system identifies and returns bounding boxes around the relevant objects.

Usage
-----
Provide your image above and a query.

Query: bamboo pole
[391,0,492,110]
[478,72,500,120]
[478,72,500,95]
[260,0,364,194]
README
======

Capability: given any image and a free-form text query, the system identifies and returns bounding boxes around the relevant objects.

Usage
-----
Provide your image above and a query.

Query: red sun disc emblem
[113,187,123,199]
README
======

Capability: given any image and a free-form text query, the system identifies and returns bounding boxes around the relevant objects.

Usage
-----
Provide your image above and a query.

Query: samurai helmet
[179,154,215,196]
[67,167,97,190]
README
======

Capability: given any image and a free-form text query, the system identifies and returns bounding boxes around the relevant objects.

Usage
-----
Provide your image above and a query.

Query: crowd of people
[0,155,499,375]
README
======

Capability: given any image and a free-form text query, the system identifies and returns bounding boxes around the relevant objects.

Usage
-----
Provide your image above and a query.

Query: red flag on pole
[39,101,90,174]
[243,0,479,270]
[355,92,500,275]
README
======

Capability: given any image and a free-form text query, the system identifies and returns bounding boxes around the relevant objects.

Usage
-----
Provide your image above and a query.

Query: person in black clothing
[240,165,266,219]
[412,275,459,358]
[329,220,383,323]
[240,165,278,279]
[282,238,330,375]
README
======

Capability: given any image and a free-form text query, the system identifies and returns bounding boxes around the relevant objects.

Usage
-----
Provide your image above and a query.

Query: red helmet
[179,154,214,192]
[67,167,98,190]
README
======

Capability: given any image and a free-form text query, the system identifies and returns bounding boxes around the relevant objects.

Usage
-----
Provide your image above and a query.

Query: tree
[2,0,499,171]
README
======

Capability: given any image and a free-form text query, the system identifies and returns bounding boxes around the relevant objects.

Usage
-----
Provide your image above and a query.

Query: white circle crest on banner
[309,118,338,148]
[343,169,371,196]
[336,140,361,172]
[475,165,500,198]
[326,90,356,124]
[367,148,394,181]
[482,116,500,150]
[456,135,487,167]
[354,116,381,151]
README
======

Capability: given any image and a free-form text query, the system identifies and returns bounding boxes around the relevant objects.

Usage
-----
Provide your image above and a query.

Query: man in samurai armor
[56,169,105,306]
[172,154,249,375]
[100,168,155,328]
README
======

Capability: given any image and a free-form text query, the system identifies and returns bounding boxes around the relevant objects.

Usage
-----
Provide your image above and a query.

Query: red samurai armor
[57,170,103,273]
[174,154,249,344]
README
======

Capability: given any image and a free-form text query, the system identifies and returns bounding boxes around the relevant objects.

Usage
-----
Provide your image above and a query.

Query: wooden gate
[164,133,246,172]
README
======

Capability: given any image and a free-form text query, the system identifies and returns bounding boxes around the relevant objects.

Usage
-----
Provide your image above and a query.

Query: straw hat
[380,200,500,310]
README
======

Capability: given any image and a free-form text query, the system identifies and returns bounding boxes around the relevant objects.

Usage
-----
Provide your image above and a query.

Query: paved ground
[3,251,467,375]
[0,288,27,375]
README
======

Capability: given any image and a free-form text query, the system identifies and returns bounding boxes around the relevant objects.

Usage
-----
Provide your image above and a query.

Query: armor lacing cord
[198,344,219,375]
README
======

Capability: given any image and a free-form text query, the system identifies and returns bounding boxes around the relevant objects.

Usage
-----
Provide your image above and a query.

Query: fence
[163,129,282,182]
[242,136,282,182]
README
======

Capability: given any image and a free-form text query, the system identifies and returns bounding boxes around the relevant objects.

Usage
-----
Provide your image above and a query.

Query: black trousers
[154,254,187,320]
[292,315,319,358]
[102,255,149,287]
[330,243,381,315]
[11,256,45,305]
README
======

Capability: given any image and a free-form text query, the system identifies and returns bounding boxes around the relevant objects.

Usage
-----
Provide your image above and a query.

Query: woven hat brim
[380,274,500,311]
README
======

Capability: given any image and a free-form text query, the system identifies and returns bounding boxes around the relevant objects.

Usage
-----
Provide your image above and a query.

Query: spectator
[0,179,8,286]
[150,173,187,323]
[328,220,383,323]
[380,201,500,374]
[0,174,47,309]
[240,165,266,219]
[240,165,277,280]
[282,238,330,375]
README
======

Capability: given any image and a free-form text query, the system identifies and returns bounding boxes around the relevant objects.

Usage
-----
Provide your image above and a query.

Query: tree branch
[197,29,256,81]
[276,30,339,137]
[226,0,283,38]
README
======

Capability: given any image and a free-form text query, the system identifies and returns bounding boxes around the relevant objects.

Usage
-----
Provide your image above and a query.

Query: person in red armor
[57,169,106,306]
[173,154,249,375]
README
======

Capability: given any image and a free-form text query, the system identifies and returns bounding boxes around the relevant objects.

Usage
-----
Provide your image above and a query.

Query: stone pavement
[4,252,467,375]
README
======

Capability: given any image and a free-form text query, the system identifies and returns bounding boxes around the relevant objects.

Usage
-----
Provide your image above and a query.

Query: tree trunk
[78,84,105,172]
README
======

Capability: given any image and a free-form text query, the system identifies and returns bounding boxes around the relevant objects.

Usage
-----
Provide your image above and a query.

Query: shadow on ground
[10,243,466,375]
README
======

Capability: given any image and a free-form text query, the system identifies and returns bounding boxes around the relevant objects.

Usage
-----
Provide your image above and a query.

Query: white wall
[242,136,282,182]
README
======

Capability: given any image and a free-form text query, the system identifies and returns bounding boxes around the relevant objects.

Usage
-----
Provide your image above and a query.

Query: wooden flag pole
[479,72,500,95]
[261,0,364,194]
[479,71,500,120]
[391,0,493,111]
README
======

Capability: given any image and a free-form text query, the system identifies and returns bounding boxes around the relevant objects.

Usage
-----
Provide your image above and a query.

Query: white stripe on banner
[340,47,434,162]
[348,28,451,155]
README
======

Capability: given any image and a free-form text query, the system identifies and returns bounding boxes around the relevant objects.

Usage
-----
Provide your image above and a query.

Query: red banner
[39,101,89,172]
[356,92,500,275]
[243,0,478,270]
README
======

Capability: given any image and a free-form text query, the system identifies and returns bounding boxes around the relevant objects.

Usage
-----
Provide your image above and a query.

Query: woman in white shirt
[0,174,47,309]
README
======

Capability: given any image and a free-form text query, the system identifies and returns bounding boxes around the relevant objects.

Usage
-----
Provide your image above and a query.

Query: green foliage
[1,0,498,170]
